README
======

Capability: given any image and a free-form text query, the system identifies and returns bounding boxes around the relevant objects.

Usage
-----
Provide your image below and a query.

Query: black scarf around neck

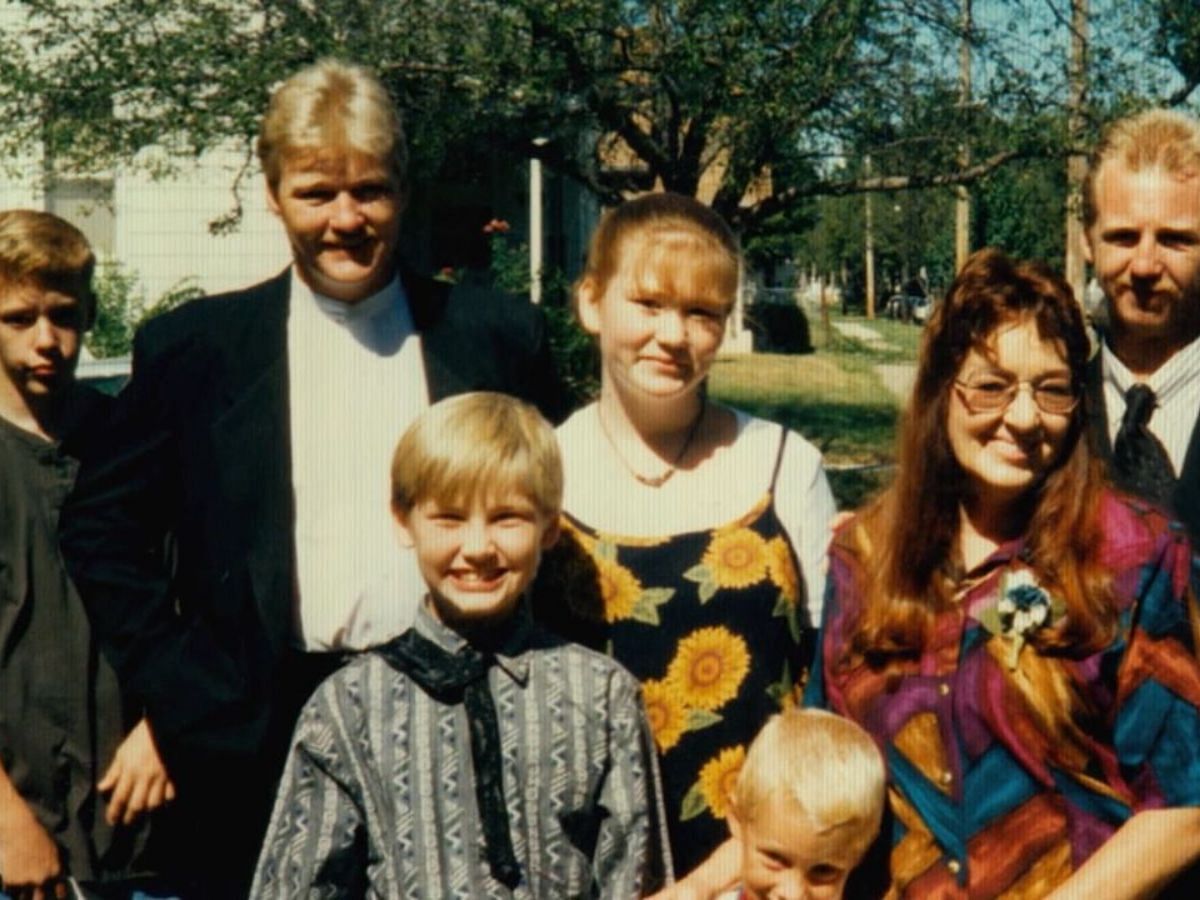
[380,628,522,888]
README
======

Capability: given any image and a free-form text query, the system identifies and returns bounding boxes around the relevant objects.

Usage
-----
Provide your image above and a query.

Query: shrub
[88,259,203,358]
[745,303,813,354]
[544,305,599,413]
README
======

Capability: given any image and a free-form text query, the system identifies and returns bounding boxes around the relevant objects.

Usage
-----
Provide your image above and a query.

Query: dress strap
[769,423,789,495]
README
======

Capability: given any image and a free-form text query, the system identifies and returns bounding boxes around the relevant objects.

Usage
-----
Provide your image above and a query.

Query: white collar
[1103,332,1200,403]
[289,269,414,355]
[295,274,403,324]
[290,269,405,325]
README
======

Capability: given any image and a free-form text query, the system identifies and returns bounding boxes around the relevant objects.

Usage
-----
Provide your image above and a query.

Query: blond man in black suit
[61,59,561,897]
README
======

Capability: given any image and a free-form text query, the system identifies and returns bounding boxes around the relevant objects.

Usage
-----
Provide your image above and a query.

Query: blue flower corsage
[980,568,1064,670]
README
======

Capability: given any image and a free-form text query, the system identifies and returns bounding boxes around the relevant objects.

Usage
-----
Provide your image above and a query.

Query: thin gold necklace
[596,396,707,488]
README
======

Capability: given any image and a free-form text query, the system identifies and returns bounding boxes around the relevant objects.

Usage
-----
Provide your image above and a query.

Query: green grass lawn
[711,312,923,509]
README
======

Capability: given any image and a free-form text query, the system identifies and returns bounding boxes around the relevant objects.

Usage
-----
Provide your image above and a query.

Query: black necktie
[380,629,522,889]
[1113,383,1177,509]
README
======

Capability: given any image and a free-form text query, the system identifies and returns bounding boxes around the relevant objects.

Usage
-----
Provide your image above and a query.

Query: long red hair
[845,248,1114,661]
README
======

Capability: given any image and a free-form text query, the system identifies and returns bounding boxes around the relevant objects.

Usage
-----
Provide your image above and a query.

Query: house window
[46,177,115,256]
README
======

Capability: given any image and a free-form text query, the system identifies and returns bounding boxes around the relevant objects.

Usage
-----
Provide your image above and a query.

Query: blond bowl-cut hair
[257,58,408,190]
[1083,108,1200,228]
[732,708,885,852]
[391,392,563,518]
[0,209,96,323]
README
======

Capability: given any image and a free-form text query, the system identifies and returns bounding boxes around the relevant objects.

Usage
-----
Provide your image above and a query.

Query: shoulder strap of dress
[770,422,789,494]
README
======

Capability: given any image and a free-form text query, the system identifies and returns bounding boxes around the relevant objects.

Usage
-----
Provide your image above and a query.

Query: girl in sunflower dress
[537,193,837,884]
[807,249,1200,897]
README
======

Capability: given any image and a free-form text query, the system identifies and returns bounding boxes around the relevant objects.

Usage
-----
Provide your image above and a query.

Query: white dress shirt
[287,271,429,650]
[1102,335,1200,476]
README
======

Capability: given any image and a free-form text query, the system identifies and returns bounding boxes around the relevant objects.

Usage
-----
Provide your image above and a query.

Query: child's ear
[575,277,602,336]
[392,504,416,549]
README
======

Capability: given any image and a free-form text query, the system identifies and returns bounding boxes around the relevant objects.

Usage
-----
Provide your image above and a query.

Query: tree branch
[1167,78,1200,107]
[730,149,1025,229]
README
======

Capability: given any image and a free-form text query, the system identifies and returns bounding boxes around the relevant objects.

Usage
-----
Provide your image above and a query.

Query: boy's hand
[99,718,176,826]
[0,794,64,899]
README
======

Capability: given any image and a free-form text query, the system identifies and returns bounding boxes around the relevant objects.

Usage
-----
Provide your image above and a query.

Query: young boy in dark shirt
[0,210,171,899]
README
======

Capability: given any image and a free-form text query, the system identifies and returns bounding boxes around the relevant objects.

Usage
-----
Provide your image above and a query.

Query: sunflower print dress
[535,427,814,873]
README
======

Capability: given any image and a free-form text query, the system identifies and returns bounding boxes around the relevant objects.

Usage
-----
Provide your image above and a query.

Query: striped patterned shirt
[252,602,670,898]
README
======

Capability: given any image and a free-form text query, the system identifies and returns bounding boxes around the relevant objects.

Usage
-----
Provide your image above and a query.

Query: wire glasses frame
[953,373,1080,416]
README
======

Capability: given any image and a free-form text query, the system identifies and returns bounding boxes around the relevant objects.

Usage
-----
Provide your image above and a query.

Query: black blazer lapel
[1173,408,1200,543]
[207,272,296,649]
[404,268,479,402]
[1084,350,1114,463]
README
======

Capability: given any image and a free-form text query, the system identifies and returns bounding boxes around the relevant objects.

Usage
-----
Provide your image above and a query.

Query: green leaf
[595,540,618,562]
[773,591,802,643]
[684,709,722,732]
[679,783,708,822]
[1007,634,1025,671]
[977,603,1004,637]
[766,660,794,706]
[631,587,675,625]
[683,565,710,583]
[698,579,718,604]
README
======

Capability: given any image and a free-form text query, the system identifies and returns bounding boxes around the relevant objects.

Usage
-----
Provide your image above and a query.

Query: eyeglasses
[954,372,1080,415]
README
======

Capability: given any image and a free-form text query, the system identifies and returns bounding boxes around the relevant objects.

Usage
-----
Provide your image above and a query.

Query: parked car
[884,291,925,322]
[76,355,131,396]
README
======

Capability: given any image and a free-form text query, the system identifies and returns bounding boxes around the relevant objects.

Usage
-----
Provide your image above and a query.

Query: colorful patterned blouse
[807,491,1200,898]
[537,428,814,874]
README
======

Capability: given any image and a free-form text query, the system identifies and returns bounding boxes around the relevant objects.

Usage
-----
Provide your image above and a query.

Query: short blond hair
[0,209,96,324]
[575,192,741,313]
[257,59,408,190]
[732,708,885,852]
[391,392,563,517]
[1084,108,1200,228]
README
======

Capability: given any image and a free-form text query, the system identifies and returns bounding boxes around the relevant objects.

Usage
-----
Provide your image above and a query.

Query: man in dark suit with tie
[60,59,562,896]
[1082,108,1200,545]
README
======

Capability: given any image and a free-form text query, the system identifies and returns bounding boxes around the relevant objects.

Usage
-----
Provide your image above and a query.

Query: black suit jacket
[1085,352,1200,544]
[60,268,563,887]
[1083,353,1200,900]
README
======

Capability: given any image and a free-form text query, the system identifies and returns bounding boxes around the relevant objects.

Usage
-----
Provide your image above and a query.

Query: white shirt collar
[289,269,414,355]
[1102,332,1200,402]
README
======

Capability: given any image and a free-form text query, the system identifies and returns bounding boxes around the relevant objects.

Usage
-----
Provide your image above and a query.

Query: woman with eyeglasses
[806,248,1200,898]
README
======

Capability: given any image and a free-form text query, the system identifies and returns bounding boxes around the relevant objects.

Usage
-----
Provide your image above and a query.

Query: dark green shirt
[0,388,150,882]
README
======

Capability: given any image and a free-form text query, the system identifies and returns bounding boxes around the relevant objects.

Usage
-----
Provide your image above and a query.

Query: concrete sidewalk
[832,320,894,350]
[875,363,916,403]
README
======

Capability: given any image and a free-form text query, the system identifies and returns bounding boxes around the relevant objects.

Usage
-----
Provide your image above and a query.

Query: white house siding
[114,148,292,298]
